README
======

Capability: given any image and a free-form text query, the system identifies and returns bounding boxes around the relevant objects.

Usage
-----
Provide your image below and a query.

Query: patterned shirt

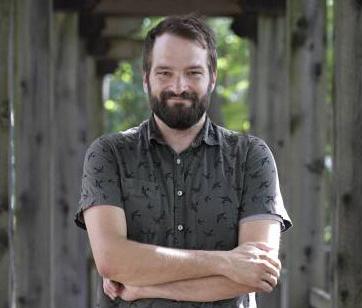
[74,115,292,308]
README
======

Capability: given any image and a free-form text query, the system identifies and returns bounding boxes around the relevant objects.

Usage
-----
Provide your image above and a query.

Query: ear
[143,73,148,94]
[210,71,217,92]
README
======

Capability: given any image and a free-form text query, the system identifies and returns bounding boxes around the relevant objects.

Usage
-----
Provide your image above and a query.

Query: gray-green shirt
[74,115,292,308]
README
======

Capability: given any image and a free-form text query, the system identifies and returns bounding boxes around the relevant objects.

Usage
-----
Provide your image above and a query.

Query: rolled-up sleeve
[239,136,292,232]
[74,136,123,230]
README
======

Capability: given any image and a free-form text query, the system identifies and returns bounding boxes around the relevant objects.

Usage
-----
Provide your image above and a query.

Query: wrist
[201,250,229,277]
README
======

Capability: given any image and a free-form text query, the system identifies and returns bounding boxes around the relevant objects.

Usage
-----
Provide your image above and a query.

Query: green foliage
[104,17,250,133]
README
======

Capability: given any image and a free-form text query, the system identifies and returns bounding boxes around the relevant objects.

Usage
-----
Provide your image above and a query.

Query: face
[144,33,216,130]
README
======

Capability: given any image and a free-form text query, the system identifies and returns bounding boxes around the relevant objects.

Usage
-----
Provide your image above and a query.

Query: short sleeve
[74,136,123,230]
[239,136,292,232]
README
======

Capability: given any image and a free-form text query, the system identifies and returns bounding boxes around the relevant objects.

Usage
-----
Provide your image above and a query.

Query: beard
[147,81,212,130]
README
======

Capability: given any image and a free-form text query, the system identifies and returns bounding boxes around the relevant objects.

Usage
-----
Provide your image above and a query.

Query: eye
[189,71,203,77]
[157,71,171,77]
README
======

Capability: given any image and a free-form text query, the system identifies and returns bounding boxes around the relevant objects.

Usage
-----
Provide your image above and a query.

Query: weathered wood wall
[285,0,327,307]
[3,0,362,307]
[52,12,90,307]
[4,1,105,307]
[12,0,54,306]
[332,0,362,307]
[249,13,290,308]
[0,1,11,308]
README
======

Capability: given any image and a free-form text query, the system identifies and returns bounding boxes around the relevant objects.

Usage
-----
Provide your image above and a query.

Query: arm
[84,205,222,286]
[116,219,281,302]
[85,206,279,288]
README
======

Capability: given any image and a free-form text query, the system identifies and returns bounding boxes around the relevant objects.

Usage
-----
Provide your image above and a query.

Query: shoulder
[88,120,148,152]
[214,124,264,150]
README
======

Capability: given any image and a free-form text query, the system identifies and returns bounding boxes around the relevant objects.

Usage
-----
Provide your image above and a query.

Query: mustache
[160,90,198,101]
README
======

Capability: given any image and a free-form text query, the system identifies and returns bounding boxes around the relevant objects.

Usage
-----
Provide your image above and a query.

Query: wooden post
[249,13,290,308]
[52,12,90,307]
[0,1,11,307]
[332,0,362,307]
[12,1,54,307]
[286,0,327,307]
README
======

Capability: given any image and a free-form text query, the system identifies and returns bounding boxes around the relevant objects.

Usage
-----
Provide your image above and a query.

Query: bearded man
[74,15,292,308]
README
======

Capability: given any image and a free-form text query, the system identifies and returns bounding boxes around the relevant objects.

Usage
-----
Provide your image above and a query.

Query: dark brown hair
[143,15,217,78]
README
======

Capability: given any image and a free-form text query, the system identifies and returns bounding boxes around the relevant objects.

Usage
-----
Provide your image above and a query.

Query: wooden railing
[309,288,331,308]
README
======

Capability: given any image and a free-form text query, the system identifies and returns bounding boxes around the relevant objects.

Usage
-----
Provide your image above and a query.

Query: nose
[172,75,188,95]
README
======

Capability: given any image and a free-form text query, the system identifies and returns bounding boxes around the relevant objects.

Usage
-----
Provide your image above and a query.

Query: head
[142,15,217,130]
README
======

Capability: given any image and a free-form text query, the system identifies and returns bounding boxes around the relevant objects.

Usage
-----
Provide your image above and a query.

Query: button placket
[174,154,185,246]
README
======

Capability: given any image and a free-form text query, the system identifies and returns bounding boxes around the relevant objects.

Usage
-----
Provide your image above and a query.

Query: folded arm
[84,205,225,286]
[85,205,280,291]
[116,219,281,302]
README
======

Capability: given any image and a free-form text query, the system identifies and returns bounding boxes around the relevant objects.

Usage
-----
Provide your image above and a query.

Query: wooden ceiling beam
[102,17,143,38]
[53,0,100,11]
[241,0,286,15]
[87,38,143,60]
[92,0,242,17]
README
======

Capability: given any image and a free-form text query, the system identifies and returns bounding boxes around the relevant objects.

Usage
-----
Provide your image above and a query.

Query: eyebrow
[154,65,206,71]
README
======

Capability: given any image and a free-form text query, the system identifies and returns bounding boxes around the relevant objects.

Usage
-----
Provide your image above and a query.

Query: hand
[222,242,281,292]
[103,278,140,301]
[103,278,123,301]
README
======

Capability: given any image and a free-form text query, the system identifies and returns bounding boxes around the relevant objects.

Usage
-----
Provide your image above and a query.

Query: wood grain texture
[332,0,362,307]
[0,1,11,308]
[285,0,327,307]
[249,14,289,308]
[13,1,53,307]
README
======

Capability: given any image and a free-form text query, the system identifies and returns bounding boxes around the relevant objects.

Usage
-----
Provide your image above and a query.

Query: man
[74,15,292,308]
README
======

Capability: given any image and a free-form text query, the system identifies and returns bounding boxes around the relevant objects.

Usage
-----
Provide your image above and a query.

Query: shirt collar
[146,114,220,148]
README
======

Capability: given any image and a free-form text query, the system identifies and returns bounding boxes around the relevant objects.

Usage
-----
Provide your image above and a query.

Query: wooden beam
[247,13,288,308]
[87,37,143,59]
[241,0,286,15]
[285,0,327,306]
[309,288,331,308]
[231,13,258,41]
[96,59,119,76]
[53,0,99,11]
[332,0,362,307]
[79,13,105,37]
[53,12,89,306]
[79,15,143,39]
[12,0,53,306]
[92,0,242,17]
[102,17,143,37]
[0,1,10,307]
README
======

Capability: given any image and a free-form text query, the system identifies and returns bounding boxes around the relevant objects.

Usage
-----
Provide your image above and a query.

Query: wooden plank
[332,1,362,307]
[93,0,242,17]
[0,1,11,307]
[79,15,142,39]
[52,12,90,307]
[78,40,104,308]
[285,0,327,307]
[231,13,258,41]
[309,287,331,308]
[247,13,289,308]
[102,17,143,37]
[12,0,53,307]
[86,37,143,59]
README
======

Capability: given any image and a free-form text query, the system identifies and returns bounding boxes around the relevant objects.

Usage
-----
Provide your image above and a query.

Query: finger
[259,254,281,271]
[262,272,278,288]
[103,280,118,300]
[252,242,273,252]
[109,280,123,293]
[259,259,280,279]
[258,280,273,293]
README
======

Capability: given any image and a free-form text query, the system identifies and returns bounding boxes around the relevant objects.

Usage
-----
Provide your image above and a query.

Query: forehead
[151,33,208,69]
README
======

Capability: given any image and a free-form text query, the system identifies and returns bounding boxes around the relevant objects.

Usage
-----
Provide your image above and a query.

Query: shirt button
[176,158,181,165]
[177,224,184,231]
[177,190,183,196]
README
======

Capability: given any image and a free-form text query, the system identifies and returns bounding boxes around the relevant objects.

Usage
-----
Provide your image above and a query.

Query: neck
[154,113,206,154]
